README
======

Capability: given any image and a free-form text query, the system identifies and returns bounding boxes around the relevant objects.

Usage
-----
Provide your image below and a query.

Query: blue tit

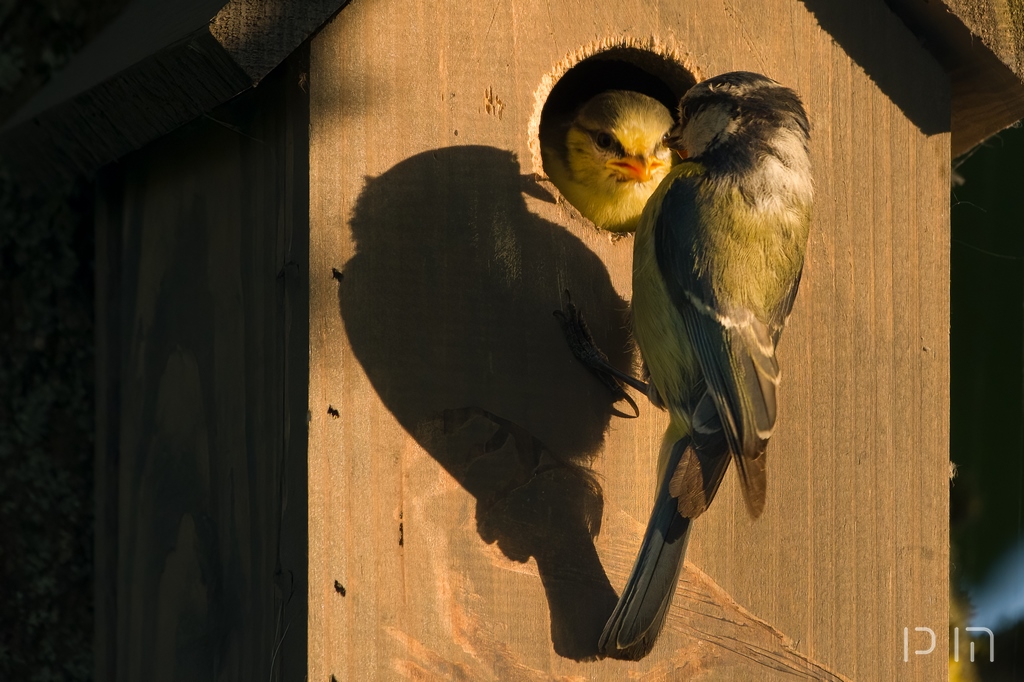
[543,90,675,233]
[599,71,813,659]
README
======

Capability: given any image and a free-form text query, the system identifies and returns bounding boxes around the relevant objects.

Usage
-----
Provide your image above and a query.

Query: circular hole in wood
[531,43,699,232]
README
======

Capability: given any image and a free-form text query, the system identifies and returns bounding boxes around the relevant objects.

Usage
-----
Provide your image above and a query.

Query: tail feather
[598,439,691,660]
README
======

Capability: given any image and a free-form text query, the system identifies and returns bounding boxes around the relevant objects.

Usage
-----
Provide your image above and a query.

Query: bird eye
[595,132,614,149]
[661,133,670,145]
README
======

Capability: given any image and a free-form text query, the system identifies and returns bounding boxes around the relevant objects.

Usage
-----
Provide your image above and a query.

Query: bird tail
[598,438,691,660]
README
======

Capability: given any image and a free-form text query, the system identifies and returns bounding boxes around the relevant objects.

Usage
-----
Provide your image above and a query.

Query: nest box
[4,0,1022,679]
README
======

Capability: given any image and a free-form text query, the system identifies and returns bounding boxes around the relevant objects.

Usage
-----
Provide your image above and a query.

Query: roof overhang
[886,0,1024,156]
[2,0,1021,182]
[0,0,347,183]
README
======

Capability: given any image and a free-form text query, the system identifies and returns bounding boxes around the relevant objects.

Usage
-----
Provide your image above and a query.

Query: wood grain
[1,0,1018,183]
[93,55,309,681]
[887,0,1024,154]
[94,161,124,682]
[308,0,950,679]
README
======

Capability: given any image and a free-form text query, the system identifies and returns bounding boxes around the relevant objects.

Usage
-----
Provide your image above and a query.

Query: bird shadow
[337,145,635,660]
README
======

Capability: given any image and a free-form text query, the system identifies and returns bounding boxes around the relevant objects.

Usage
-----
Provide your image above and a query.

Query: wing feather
[653,176,791,517]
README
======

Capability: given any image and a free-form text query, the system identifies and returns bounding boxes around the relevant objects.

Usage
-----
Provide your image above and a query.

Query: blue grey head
[665,71,810,180]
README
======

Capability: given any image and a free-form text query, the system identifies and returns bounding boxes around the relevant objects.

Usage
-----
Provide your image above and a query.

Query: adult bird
[542,90,675,233]
[560,72,812,659]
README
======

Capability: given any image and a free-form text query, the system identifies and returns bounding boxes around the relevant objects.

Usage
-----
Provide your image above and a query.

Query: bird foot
[553,290,643,419]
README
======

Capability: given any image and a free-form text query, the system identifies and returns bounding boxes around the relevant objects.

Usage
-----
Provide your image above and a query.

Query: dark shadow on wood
[338,146,633,660]
[96,52,309,680]
[797,0,950,137]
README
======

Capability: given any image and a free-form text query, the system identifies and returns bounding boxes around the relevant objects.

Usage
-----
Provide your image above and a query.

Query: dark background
[950,126,1024,681]
[0,1,126,678]
[1,1,1022,679]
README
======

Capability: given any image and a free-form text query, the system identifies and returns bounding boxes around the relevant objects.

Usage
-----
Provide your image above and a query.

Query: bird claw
[554,290,640,419]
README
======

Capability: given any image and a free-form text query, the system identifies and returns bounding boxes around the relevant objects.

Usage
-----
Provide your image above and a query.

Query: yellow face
[568,91,674,186]
[556,90,675,232]
[572,125,672,184]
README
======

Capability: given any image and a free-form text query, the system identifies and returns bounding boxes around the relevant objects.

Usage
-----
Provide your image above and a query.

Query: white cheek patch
[682,104,736,156]
[748,127,813,209]
[769,127,811,174]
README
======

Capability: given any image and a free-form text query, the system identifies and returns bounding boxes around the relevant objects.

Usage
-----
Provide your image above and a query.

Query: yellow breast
[631,164,705,424]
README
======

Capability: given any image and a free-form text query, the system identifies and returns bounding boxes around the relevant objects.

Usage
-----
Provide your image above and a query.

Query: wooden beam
[886,0,1024,154]
[93,53,310,680]
[307,0,950,678]
[94,160,123,682]
[0,0,344,183]
[5,0,1023,184]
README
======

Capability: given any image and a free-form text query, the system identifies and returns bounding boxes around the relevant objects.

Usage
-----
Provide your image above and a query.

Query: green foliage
[0,0,127,122]
[0,1,128,679]
[950,125,1024,679]
[0,173,95,679]
[950,127,1024,586]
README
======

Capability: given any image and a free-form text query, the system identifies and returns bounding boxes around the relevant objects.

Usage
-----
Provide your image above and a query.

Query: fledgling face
[566,90,674,190]
[547,89,676,232]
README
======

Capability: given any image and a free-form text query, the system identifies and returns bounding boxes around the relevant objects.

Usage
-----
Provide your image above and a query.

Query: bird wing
[769,264,804,345]
[599,438,692,659]
[653,176,783,518]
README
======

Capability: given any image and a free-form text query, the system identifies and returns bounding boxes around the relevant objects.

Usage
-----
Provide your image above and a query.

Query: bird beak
[663,130,689,160]
[607,157,659,183]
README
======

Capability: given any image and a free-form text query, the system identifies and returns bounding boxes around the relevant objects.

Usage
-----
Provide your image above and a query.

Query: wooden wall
[93,52,309,681]
[308,0,951,680]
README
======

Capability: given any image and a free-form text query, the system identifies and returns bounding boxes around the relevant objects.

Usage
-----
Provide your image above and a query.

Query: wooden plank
[308,0,949,679]
[98,53,310,680]
[94,162,124,682]
[941,0,1024,76]
[5,0,1021,186]
[887,0,1024,154]
[0,0,342,183]
[209,0,351,80]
